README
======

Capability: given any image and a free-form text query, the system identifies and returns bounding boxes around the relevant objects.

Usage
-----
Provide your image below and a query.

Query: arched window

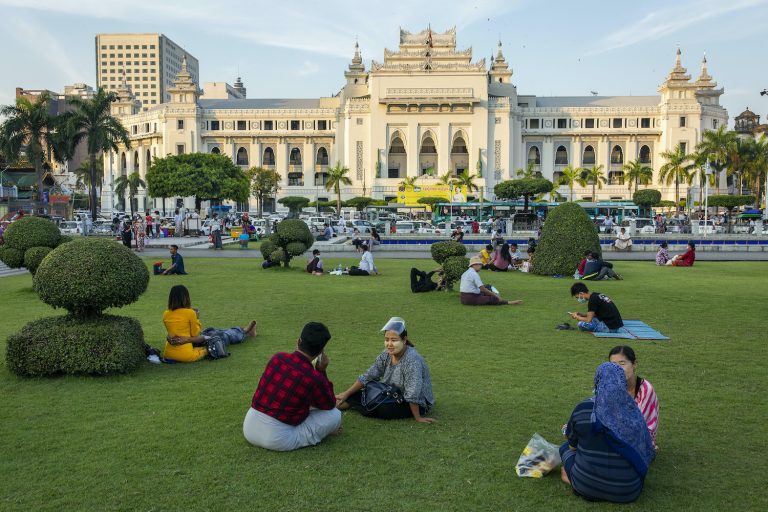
[639,145,651,164]
[146,149,151,169]
[610,145,624,164]
[555,145,568,165]
[451,135,468,154]
[389,135,406,154]
[527,146,541,165]
[211,147,221,154]
[236,147,248,165]
[289,147,302,165]
[133,151,139,172]
[263,147,275,166]
[120,153,127,175]
[583,145,596,165]
[316,147,329,165]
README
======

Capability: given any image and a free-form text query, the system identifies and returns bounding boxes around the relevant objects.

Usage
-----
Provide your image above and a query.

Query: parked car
[694,220,724,234]
[394,221,438,234]
[91,220,113,235]
[59,221,84,235]
[305,216,332,232]
[619,218,655,234]
[347,219,374,233]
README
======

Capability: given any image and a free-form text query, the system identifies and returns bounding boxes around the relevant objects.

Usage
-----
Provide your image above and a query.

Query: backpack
[206,335,229,359]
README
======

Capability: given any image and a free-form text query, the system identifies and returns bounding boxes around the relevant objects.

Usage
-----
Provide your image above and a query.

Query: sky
[1,0,767,125]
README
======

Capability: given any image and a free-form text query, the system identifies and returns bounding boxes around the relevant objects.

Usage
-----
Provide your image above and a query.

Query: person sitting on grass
[614,227,633,251]
[478,244,495,269]
[520,246,535,273]
[243,322,341,451]
[608,345,659,450]
[306,249,324,276]
[316,223,333,241]
[459,257,523,306]
[349,243,378,276]
[582,252,622,280]
[560,362,655,503]
[667,242,696,267]
[410,267,445,293]
[162,284,256,363]
[154,245,187,275]
[569,282,624,333]
[490,242,513,271]
[335,317,435,422]
[574,250,592,279]
[655,242,670,265]
[509,243,524,268]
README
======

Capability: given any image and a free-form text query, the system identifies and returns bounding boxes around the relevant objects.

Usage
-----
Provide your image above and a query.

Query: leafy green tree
[533,202,601,276]
[59,88,131,221]
[437,171,455,186]
[578,164,606,201]
[114,172,145,215]
[556,165,585,201]
[344,196,375,211]
[258,219,315,268]
[633,189,662,208]
[515,162,540,179]
[659,144,694,207]
[622,160,653,195]
[325,161,352,215]
[247,166,281,217]
[145,153,249,210]
[494,178,553,212]
[277,196,310,217]
[708,194,756,232]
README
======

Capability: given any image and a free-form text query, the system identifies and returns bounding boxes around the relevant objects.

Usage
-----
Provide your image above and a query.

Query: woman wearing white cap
[335,317,435,422]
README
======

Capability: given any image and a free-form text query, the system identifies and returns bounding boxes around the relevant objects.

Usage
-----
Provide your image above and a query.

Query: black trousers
[348,266,369,276]
[410,268,438,293]
[121,233,132,248]
[345,390,423,420]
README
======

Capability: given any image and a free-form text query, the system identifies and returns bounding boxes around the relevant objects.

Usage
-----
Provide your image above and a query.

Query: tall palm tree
[689,151,717,209]
[556,165,584,201]
[73,157,104,192]
[659,144,694,208]
[60,88,131,221]
[453,169,479,195]
[114,171,145,215]
[0,92,62,208]
[398,175,419,188]
[437,171,455,186]
[622,159,653,195]
[325,161,352,215]
[578,164,606,201]
[696,126,737,190]
[744,135,768,205]
[516,162,539,178]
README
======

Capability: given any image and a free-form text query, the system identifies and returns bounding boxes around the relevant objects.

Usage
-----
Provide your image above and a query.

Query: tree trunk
[592,183,596,201]
[162,197,166,216]
[257,194,263,218]
[34,153,44,214]
[89,153,98,221]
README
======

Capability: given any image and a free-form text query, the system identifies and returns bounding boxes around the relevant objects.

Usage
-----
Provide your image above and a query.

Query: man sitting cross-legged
[569,282,624,333]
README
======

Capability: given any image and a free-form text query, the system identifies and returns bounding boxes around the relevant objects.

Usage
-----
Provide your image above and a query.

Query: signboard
[49,194,70,204]
[396,183,468,206]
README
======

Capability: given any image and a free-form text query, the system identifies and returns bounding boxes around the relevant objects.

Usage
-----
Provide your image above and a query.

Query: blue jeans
[577,317,619,333]
[201,327,246,348]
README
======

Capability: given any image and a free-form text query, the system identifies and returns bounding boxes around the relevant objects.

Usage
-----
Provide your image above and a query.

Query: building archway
[527,146,541,165]
[450,132,469,174]
[315,147,329,186]
[211,147,221,154]
[236,147,248,166]
[583,145,596,165]
[610,145,624,165]
[555,145,568,165]
[639,145,651,164]
[419,131,437,176]
[388,131,407,179]
[263,147,275,166]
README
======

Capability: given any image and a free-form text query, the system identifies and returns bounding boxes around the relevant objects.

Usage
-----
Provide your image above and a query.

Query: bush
[264,219,313,267]
[260,239,276,261]
[34,238,149,318]
[533,202,601,276]
[6,315,146,377]
[286,241,307,256]
[58,234,74,245]
[3,216,61,252]
[431,241,467,265]
[23,246,52,275]
[0,246,24,268]
[443,256,469,288]
[633,189,662,208]
[270,249,286,263]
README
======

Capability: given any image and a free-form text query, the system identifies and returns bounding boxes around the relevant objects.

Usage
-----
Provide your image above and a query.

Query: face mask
[577,297,587,303]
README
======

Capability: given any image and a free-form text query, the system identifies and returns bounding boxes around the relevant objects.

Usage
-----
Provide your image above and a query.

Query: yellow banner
[397,183,467,207]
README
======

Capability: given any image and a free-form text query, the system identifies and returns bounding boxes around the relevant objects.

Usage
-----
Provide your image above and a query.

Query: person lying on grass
[568,282,624,333]
[162,284,257,362]
[459,257,523,305]
[335,317,435,422]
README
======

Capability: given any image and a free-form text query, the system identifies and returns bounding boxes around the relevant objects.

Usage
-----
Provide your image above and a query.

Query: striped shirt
[635,378,659,448]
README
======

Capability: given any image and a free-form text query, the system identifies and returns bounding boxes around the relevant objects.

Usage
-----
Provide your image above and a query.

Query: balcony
[288,171,304,187]
[262,163,275,170]
[315,164,329,173]
[314,173,328,187]
[289,164,302,174]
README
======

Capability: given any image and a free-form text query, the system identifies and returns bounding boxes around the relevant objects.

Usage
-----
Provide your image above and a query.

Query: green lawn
[1,259,766,511]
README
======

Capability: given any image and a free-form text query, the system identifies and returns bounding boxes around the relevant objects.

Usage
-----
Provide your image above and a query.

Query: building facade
[103,27,728,213]
[95,33,199,111]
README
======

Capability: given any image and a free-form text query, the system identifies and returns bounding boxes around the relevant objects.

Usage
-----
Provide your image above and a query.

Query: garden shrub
[443,256,470,288]
[23,246,52,275]
[259,238,276,261]
[270,249,286,263]
[3,216,61,252]
[430,241,467,265]
[57,234,74,245]
[0,246,24,268]
[6,315,145,376]
[261,219,314,267]
[286,241,307,256]
[633,189,661,208]
[533,202,601,276]
[34,238,149,318]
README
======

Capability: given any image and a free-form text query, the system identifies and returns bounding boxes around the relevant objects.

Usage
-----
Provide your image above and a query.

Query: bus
[576,201,642,223]
[431,201,555,223]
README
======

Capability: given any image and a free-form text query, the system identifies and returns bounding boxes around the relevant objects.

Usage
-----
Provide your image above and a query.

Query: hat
[469,256,483,267]
[380,316,406,335]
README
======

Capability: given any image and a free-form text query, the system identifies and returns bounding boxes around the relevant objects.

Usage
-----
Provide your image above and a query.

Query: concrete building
[102,27,728,213]
[95,33,199,111]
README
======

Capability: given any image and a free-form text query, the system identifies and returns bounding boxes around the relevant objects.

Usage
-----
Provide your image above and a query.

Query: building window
[679,116,687,127]
[177,120,184,130]
[150,45,155,49]
[264,120,273,130]
[641,118,651,128]
[612,118,622,128]
[318,120,327,130]
[263,147,275,165]
[585,118,595,129]
[555,145,568,165]
[237,120,247,130]
[290,120,301,130]
[289,147,302,165]
[356,118,364,125]
[527,146,541,165]
[210,120,220,130]
[236,147,249,165]
[583,145,596,165]
[638,145,652,164]
[712,119,718,129]
[176,144,184,155]
[557,118,567,129]
[679,142,687,155]
[529,119,540,129]
[610,145,624,164]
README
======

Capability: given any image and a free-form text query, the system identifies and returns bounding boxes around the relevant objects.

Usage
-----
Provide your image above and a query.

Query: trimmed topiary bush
[633,189,662,208]
[34,238,149,318]
[3,216,61,252]
[443,256,470,289]
[259,238,276,262]
[533,202,601,276]
[57,234,74,245]
[6,315,145,377]
[0,246,24,268]
[261,219,314,267]
[430,241,467,265]
[23,246,52,275]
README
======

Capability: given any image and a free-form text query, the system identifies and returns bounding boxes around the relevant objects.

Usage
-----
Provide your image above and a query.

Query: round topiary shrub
[34,238,149,318]
[443,256,470,289]
[259,238,276,262]
[57,234,74,245]
[431,241,467,265]
[6,315,146,376]
[633,189,662,208]
[270,249,286,263]
[0,246,24,268]
[264,219,314,267]
[3,216,61,252]
[533,202,601,276]
[286,241,307,256]
[23,246,52,275]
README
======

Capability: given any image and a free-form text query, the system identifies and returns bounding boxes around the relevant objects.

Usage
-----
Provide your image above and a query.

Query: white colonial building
[103,27,728,213]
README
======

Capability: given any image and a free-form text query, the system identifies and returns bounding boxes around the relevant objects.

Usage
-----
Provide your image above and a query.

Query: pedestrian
[153,210,162,238]
[120,215,133,248]
[211,214,223,249]
[174,209,183,238]
[133,214,146,252]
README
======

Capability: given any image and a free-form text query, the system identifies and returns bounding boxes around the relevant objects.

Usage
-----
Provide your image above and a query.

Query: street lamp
[704,160,711,239]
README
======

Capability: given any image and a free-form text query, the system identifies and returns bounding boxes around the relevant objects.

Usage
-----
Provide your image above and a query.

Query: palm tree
[453,169,479,195]
[73,157,104,192]
[0,92,61,209]
[689,151,717,209]
[659,145,694,208]
[60,88,131,221]
[437,171,455,186]
[747,135,768,207]
[325,161,352,215]
[622,160,653,195]
[696,126,737,190]
[579,164,606,201]
[516,162,539,178]
[114,171,145,215]
[556,165,584,201]
[398,175,419,188]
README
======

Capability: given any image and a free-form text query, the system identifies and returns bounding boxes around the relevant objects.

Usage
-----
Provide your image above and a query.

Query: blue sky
[1,0,767,125]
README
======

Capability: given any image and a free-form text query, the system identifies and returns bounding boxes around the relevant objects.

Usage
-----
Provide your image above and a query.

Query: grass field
[1,258,766,511]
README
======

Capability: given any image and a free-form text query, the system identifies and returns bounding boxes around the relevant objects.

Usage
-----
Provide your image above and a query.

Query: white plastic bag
[515,433,562,478]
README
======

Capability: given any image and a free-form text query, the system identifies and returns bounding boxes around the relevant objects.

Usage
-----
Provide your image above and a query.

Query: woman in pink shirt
[608,345,659,450]
[490,242,513,271]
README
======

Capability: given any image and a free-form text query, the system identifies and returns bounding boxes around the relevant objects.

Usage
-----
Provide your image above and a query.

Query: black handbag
[206,335,229,359]
[361,381,404,412]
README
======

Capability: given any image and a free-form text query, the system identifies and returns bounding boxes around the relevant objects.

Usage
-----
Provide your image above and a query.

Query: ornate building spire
[233,76,246,97]
[664,47,691,84]
[489,40,512,84]
[695,53,717,88]
[168,54,200,104]
[344,40,368,88]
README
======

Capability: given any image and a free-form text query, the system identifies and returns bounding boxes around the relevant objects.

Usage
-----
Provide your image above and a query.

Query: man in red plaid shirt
[243,322,341,451]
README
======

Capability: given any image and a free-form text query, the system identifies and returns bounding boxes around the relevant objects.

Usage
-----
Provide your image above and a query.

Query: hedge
[430,241,467,265]
[533,202,601,276]
[0,246,25,268]
[23,246,52,275]
[3,216,61,252]
[443,256,470,288]
[34,238,149,318]
[6,315,146,377]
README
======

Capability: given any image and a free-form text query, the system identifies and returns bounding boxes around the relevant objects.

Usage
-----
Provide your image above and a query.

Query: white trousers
[242,407,341,452]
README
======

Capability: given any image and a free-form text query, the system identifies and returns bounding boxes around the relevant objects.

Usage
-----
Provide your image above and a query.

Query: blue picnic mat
[591,320,669,340]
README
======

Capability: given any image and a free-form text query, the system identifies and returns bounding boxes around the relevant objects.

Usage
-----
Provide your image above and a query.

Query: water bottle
[336,264,342,273]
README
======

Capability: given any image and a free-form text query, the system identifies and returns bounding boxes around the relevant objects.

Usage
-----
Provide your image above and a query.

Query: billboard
[396,183,467,207]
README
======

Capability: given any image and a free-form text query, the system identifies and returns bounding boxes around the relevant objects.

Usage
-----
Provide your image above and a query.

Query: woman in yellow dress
[162,285,257,362]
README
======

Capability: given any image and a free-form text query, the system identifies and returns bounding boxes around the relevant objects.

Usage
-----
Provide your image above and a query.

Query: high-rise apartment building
[94,33,199,110]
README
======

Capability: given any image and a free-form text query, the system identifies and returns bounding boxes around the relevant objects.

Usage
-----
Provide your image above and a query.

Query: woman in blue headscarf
[560,362,656,503]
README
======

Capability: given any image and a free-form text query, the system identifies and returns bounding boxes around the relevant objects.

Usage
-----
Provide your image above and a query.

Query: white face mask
[576,297,587,303]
